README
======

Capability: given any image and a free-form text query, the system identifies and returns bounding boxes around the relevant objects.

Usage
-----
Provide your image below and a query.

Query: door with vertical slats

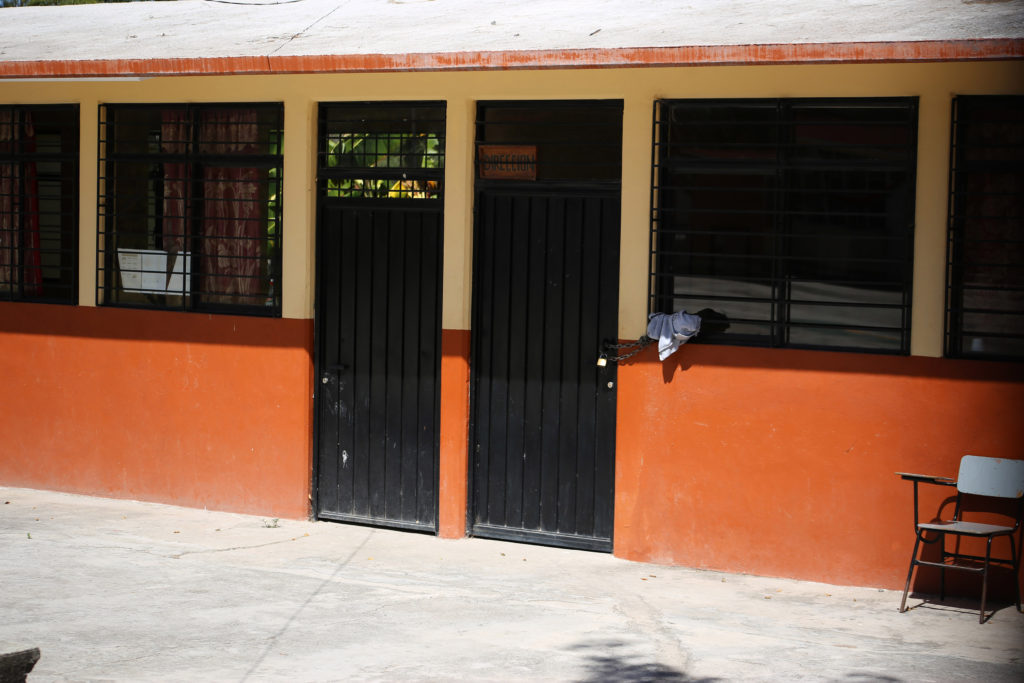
[314,102,445,531]
[316,203,441,530]
[470,188,620,550]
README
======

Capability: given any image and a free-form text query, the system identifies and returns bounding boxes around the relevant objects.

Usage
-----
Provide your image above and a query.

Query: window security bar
[650,97,918,354]
[97,103,283,316]
[0,105,79,305]
[945,95,1024,361]
[318,102,446,202]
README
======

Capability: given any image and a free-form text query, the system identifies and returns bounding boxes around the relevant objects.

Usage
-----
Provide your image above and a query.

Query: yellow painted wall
[2,61,1022,355]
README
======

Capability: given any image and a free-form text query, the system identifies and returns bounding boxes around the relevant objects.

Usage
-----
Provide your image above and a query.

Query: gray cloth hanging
[647,311,702,361]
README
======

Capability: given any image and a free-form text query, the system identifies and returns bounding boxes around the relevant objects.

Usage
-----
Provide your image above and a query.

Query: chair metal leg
[939,532,947,602]
[1009,535,1021,613]
[980,536,993,624]
[900,535,922,613]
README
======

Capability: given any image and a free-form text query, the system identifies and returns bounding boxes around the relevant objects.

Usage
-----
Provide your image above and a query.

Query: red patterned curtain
[199,109,262,303]
[160,109,189,255]
[0,110,41,296]
[160,108,263,304]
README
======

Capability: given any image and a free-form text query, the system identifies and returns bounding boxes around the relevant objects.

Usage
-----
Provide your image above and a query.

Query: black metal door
[316,203,441,530]
[470,100,622,551]
[470,188,620,550]
[314,103,444,531]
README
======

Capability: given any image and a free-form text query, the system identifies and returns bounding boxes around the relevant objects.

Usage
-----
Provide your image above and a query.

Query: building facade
[1,2,1022,596]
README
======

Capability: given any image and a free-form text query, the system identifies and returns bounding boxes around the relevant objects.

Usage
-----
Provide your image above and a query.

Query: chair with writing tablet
[897,455,1024,623]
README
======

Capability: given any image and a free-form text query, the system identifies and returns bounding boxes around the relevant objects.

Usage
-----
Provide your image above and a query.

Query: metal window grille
[475,100,623,185]
[318,102,445,201]
[0,105,79,304]
[97,103,283,315]
[946,96,1024,361]
[651,98,918,354]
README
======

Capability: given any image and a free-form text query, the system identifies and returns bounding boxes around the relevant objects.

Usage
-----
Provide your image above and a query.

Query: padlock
[596,354,608,367]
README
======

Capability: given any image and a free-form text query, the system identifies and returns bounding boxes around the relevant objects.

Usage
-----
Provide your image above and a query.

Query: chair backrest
[957,455,1024,499]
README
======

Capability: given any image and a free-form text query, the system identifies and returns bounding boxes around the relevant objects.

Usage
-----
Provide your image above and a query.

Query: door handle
[322,364,350,383]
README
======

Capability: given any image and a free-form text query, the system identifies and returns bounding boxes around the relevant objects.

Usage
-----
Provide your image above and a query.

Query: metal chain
[601,335,654,363]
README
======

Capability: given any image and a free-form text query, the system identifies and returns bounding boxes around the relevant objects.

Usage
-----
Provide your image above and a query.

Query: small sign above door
[478,145,537,180]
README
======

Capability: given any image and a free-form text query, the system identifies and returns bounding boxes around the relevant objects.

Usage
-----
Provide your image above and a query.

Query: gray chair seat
[916,520,1016,536]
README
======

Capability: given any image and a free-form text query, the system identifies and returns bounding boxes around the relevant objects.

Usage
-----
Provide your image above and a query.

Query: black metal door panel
[471,189,619,550]
[316,202,441,531]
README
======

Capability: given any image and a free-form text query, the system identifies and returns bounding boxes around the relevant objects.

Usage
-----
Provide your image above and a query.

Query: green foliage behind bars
[325,131,442,200]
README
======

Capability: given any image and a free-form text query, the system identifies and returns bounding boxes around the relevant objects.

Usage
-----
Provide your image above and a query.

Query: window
[475,100,622,183]
[0,105,78,304]
[651,98,918,353]
[946,96,1024,360]
[97,103,283,315]
[318,102,445,200]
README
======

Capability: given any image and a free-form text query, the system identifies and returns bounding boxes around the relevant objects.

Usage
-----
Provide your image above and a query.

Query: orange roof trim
[2,39,1021,79]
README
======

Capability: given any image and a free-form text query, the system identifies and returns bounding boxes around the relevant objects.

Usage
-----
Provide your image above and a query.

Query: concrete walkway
[1,487,1021,682]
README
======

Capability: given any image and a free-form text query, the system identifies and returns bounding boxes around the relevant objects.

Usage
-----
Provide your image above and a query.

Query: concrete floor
[1,486,1022,682]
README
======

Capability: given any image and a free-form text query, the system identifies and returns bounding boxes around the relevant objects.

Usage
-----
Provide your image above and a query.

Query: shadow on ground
[566,641,914,682]
[903,592,1021,623]
[567,640,718,682]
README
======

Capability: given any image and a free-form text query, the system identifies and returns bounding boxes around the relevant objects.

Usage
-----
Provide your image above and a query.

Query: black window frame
[317,101,446,202]
[945,95,1024,361]
[474,99,623,188]
[97,102,284,317]
[650,97,918,354]
[0,104,79,305]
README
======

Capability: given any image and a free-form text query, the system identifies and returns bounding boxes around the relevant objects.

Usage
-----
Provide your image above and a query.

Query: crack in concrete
[43,535,314,560]
[268,0,348,55]
[239,527,375,683]
[169,536,312,559]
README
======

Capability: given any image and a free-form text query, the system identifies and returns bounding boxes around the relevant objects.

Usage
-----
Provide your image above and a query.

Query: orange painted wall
[5,299,1022,594]
[0,303,314,519]
[438,329,471,538]
[614,344,1024,592]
